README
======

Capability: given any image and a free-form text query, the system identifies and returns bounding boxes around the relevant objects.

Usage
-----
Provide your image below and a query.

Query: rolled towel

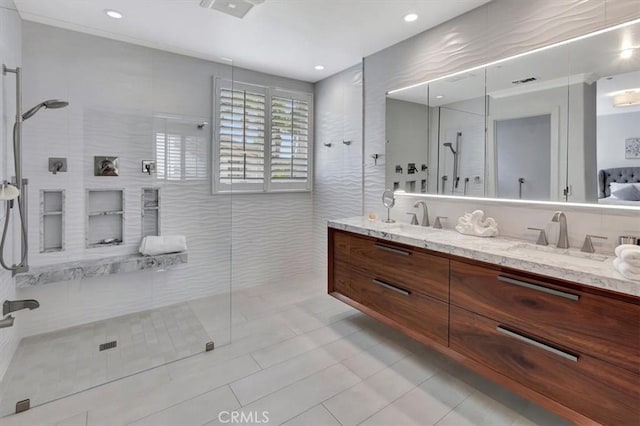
[139,235,187,256]
[613,258,640,281]
[614,244,640,258]
[617,249,640,265]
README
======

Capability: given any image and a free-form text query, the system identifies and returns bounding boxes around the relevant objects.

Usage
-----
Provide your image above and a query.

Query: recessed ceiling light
[436,95,444,99]
[314,65,325,70]
[105,9,123,19]
[404,13,418,22]
[228,3,237,8]
[620,48,633,59]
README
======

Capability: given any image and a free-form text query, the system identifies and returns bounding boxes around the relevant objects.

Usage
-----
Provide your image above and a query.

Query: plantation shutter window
[214,80,313,193]
[216,80,267,192]
[270,90,312,191]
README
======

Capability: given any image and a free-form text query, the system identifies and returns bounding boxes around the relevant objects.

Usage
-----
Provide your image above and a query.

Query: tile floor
[0,276,570,426]
[0,302,211,416]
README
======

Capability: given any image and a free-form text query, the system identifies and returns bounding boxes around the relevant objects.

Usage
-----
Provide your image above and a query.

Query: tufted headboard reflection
[598,167,640,198]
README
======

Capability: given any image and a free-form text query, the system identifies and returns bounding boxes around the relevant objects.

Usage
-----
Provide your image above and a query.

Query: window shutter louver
[166,134,183,180]
[219,87,266,184]
[270,96,310,183]
[155,132,166,179]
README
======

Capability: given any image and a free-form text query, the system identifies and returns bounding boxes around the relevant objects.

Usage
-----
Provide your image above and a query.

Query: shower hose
[0,122,28,271]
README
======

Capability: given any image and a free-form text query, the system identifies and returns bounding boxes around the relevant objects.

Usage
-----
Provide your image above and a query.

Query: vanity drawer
[450,260,640,373]
[332,230,351,261]
[450,306,640,426]
[347,235,450,302]
[333,261,448,346]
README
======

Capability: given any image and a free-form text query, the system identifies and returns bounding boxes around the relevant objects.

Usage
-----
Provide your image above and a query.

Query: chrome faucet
[3,299,39,316]
[551,211,569,249]
[413,201,429,227]
[0,316,14,329]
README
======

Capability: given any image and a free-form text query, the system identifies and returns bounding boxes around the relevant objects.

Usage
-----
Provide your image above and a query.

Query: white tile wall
[312,64,363,276]
[15,21,314,339]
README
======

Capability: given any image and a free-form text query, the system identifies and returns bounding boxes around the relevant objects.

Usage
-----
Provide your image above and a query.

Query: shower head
[22,99,69,120]
[443,142,457,155]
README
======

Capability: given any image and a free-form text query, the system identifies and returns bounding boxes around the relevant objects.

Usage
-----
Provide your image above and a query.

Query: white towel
[616,249,640,266]
[139,235,187,256]
[614,244,640,258]
[613,258,640,281]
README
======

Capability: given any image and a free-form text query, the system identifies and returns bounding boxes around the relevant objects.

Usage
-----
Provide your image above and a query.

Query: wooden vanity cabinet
[450,260,640,374]
[331,231,449,345]
[329,228,640,425]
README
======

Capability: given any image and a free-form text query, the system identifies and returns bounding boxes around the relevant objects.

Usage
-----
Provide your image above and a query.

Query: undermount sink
[508,243,609,262]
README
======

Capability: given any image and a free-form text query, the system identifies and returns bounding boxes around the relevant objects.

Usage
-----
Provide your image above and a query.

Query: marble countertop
[329,217,639,297]
[15,252,188,288]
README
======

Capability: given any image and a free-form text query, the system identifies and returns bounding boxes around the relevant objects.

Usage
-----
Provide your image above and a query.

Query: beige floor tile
[250,314,364,369]
[282,404,340,426]
[87,354,258,426]
[324,354,440,425]
[208,364,361,426]
[361,372,475,426]
[341,337,410,379]
[55,412,87,426]
[130,385,239,426]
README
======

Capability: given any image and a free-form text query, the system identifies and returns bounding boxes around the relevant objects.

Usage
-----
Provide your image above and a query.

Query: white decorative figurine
[455,210,499,237]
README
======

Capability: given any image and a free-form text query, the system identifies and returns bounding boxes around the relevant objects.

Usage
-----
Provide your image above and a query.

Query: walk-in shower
[1,65,68,274]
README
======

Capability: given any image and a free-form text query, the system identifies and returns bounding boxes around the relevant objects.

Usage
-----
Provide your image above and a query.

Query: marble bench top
[329,217,639,298]
[15,252,188,288]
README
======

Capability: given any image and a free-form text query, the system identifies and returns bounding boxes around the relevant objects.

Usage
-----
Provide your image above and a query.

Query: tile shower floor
[0,276,570,426]
[0,302,211,416]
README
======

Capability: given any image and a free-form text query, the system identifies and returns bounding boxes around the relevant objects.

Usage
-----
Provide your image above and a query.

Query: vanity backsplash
[388,193,639,255]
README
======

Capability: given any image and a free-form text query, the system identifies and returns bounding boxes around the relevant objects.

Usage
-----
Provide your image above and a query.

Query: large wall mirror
[385,20,640,207]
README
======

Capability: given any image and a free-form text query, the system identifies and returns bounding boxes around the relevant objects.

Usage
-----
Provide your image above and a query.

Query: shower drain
[99,340,117,351]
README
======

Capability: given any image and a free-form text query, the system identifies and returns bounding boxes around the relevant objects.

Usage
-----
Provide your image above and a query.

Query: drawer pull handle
[372,279,410,296]
[374,243,411,256]
[496,326,578,363]
[497,276,579,301]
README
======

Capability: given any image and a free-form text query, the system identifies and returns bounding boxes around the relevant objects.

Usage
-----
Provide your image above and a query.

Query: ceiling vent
[512,77,538,85]
[200,0,265,19]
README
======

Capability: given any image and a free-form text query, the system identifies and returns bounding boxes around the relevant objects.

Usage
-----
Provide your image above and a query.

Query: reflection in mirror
[567,22,640,206]
[385,19,640,207]
[486,43,570,202]
[430,71,486,197]
[385,85,428,193]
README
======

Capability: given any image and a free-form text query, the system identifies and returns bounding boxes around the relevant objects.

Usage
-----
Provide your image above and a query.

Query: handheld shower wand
[443,132,461,192]
[1,64,68,274]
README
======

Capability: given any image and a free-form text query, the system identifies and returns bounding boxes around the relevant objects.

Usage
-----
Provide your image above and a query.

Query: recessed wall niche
[40,190,65,253]
[141,188,160,237]
[86,189,124,248]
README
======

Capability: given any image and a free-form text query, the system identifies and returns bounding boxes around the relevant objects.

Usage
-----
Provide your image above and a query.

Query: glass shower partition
[0,36,233,416]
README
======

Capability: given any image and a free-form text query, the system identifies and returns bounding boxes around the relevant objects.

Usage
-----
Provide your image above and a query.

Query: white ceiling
[13,0,490,82]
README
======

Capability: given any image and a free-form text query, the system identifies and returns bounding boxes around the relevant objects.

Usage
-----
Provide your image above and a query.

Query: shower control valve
[142,160,156,175]
[48,158,67,174]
